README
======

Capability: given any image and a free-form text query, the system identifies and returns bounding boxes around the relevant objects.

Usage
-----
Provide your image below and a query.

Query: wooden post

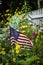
[37,0,40,9]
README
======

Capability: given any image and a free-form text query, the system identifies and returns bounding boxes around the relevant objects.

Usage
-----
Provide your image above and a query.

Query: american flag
[8,27,33,49]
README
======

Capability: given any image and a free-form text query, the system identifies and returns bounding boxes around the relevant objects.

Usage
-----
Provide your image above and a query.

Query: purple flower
[32,32,37,36]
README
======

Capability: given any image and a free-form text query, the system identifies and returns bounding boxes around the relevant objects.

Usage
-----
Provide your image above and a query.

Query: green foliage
[26,55,40,65]
[0,1,43,65]
[18,60,26,65]
[18,18,33,38]
[22,0,31,13]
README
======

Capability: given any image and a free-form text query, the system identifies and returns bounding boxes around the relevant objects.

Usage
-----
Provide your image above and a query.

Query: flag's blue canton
[10,27,19,40]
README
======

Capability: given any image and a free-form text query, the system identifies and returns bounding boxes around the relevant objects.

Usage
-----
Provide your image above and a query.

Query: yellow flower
[7,14,11,16]
[0,63,3,65]
[6,9,9,12]
[15,44,20,54]
[16,49,19,54]
[18,11,22,14]
[1,51,6,55]
[13,58,16,62]
[22,25,28,28]
[5,63,9,65]
[2,48,5,51]
[15,44,20,50]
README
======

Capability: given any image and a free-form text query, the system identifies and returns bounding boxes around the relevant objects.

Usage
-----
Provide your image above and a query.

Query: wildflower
[15,44,20,54]
[32,32,37,36]
[18,11,22,14]
[1,51,6,55]
[7,14,11,16]
[16,49,19,54]
[6,9,9,12]
[15,44,20,50]
[13,58,16,62]
[22,25,28,28]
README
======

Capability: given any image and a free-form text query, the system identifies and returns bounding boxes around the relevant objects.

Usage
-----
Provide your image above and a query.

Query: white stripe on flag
[17,39,30,43]
[10,37,15,40]
[19,33,27,37]
[18,37,30,41]
[11,42,15,45]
